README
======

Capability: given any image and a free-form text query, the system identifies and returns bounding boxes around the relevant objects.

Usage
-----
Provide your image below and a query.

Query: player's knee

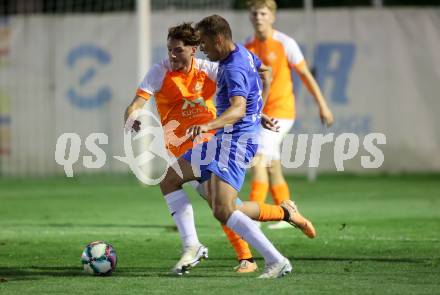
[160,170,182,195]
[267,165,276,176]
[212,207,225,223]
[267,160,281,177]
[252,159,266,172]
[212,205,233,224]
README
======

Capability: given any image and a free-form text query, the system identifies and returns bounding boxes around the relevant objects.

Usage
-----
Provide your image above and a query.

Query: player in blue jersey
[159,15,292,278]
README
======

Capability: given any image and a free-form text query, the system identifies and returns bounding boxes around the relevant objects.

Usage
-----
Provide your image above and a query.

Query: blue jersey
[216,44,263,137]
[183,44,264,192]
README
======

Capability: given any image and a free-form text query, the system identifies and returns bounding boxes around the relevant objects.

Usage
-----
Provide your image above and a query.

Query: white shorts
[257,118,294,161]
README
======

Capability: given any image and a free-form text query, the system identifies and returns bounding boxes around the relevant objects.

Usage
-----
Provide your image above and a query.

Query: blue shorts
[182,135,258,192]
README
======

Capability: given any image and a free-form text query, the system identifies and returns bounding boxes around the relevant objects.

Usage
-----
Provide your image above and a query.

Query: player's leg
[268,159,289,205]
[189,180,257,273]
[264,119,296,229]
[239,201,284,220]
[194,175,315,238]
[249,120,289,205]
[248,131,271,229]
[266,159,293,229]
[265,118,294,204]
[222,225,258,273]
[237,200,316,238]
[249,154,269,204]
[160,157,207,275]
[196,178,313,233]
[209,175,292,278]
[266,159,316,232]
[160,156,198,195]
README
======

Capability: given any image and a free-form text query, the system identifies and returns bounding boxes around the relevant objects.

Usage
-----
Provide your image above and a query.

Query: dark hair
[195,15,232,40]
[167,22,199,46]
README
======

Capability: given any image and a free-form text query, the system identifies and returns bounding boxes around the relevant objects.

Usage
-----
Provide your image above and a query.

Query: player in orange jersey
[124,23,313,275]
[245,0,334,230]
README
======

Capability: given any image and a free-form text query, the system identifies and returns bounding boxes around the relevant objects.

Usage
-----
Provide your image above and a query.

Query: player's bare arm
[258,64,272,105]
[295,62,334,127]
[257,64,279,132]
[124,95,146,132]
[187,96,246,139]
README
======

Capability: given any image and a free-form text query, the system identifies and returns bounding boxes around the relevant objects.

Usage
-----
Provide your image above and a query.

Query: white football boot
[258,257,292,279]
[172,244,208,275]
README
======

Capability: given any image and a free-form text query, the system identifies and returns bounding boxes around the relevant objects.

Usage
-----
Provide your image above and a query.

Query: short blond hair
[246,0,277,13]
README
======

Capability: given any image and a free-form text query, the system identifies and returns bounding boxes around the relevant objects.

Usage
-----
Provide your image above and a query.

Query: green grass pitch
[0,174,439,294]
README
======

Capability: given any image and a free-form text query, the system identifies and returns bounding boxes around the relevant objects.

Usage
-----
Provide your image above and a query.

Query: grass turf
[0,174,439,294]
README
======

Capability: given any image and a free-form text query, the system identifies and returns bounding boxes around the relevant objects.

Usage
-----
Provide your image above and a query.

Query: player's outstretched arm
[295,62,334,127]
[187,96,246,139]
[124,96,146,132]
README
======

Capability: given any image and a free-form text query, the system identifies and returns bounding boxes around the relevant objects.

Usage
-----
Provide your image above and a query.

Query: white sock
[164,190,200,249]
[226,210,284,264]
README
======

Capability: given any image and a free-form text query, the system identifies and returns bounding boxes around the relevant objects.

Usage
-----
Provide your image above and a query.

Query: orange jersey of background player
[136,57,218,157]
[245,30,305,119]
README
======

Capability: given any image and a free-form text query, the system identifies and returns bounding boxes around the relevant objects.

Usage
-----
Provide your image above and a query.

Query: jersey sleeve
[276,33,305,69]
[197,59,218,82]
[224,66,249,99]
[136,61,167,100]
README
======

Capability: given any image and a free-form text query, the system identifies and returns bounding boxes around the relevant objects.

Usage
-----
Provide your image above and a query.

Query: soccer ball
[81,241,117,276]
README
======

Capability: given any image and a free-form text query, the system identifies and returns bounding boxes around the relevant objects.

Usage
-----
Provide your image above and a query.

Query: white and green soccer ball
[81,241,117,276]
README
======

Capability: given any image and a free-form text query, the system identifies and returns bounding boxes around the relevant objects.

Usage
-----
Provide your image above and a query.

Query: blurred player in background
[245,0,334,229]
[125,22,313,276]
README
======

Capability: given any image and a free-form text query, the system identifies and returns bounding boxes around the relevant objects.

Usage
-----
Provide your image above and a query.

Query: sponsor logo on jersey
[181,97,208,118]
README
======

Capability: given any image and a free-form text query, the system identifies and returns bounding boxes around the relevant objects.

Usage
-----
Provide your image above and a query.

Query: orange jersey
[136,58,217,157]
[245,30,305,119]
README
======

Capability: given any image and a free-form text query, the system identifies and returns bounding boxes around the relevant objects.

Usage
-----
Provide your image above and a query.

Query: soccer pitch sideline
[0,174,439,295]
